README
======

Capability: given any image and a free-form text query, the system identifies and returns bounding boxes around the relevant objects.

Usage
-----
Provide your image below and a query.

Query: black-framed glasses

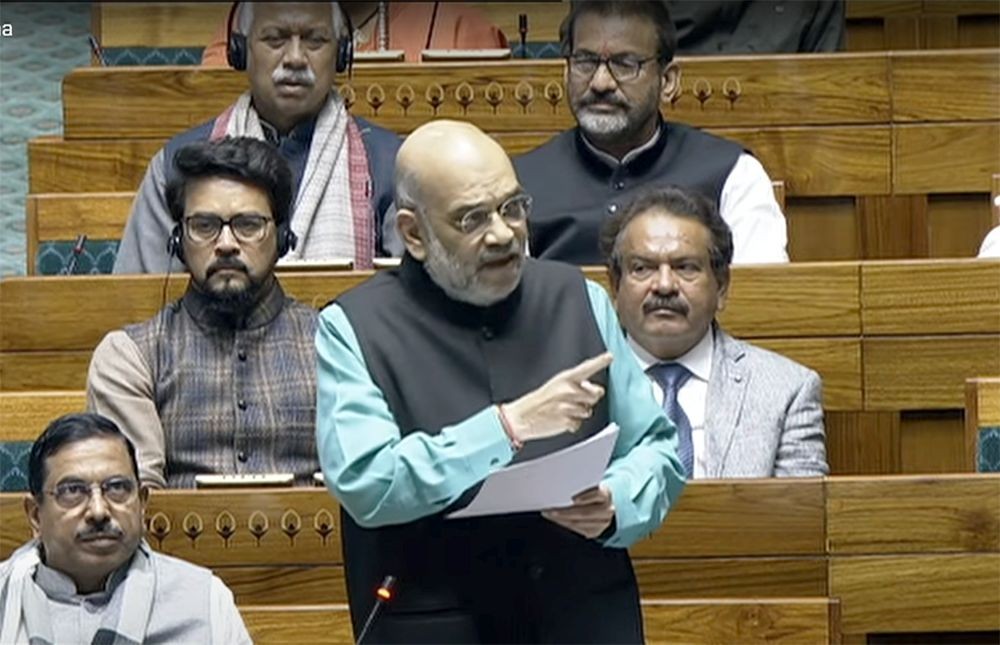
[455,194,533,236]
[184,214,273,244]
[567,53,659,83]
[45,476,138,509]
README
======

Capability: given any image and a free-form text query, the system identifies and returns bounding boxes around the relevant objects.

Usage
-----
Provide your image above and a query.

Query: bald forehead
[251,2,335,31]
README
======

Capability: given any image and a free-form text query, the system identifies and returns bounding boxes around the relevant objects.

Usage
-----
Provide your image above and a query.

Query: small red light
[376,587,392,601]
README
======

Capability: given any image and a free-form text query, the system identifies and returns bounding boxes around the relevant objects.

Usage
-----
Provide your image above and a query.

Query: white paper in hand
[447,423,619,519]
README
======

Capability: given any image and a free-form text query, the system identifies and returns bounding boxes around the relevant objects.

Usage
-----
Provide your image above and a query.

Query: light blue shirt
[316,280,685,549]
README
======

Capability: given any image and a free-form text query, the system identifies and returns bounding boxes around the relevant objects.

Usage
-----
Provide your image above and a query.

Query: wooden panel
[827,475,1000,554]
[30,127,886,197]
[631,479,825,558]
[96,2,227,47]
[0,265,856,353]
[26,192,133,274]
[857,195,929,260]
[865,336,1000,410]
[240,604,355,645]
[845,1,922,18]
[0,391,86,441]
[892,50,1000,121]
[642,598,839,645]
[0,352,91,392]
[786,197,860,262]
[753,339,863,412]
[900,410,968,474]
[241,599,840,645]
[958,14,1000,48]
[59,56,891,139]
[829,554,1000,633]
[967,377,1000,471]
[719,263,859,337]
[825,411,901,475]
[927,194,994,258]
[28,137,162,193]
[720,126,891,197]
[634,558,828,599]
[862,260,1000,334]
[895,123,1000,194]
[221,566,347,605]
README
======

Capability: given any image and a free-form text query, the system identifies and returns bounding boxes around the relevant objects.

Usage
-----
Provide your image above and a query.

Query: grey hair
[236,2,347,38]
[393,164,424,219]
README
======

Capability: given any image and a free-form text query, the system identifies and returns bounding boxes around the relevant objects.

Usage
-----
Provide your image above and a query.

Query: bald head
[395,120,515,213]
[393,120,529,307]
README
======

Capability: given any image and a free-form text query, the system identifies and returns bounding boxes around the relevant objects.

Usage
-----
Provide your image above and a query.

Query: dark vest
[515,120,743,264]
[335,255,635,636]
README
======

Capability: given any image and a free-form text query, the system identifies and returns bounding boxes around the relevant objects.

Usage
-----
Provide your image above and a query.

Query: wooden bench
[966,377,1000,472]
[0,391,86,442]
[2,475,995,641]
[33,50,999,260]
[239,598,842,644]
[92,1,999,54]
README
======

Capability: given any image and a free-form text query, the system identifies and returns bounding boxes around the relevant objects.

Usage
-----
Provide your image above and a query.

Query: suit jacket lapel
[705,329,748,478]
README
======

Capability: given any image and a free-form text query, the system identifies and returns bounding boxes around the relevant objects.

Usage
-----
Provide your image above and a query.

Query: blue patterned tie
[647,363,694,479]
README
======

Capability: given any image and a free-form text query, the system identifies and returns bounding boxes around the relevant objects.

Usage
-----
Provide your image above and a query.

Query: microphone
[355,575,397,645]
[61,234,88,275]
[87,35,107,66]
[518,14,528,59]
[425,2,440,51]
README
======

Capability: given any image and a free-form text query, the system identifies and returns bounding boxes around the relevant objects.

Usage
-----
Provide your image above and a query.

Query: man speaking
[316,120,685,643]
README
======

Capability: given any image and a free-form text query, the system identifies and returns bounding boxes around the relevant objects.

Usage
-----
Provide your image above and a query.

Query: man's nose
[214,224,240,255]
[653,265,678,292]
[84,489,111,523]
[482,212,515,247]
[283,36,307,67]
[589,61,619,94]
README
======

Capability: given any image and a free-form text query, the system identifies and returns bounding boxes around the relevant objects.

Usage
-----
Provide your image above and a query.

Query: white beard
[422,226,522,307]
[577,110,630,137]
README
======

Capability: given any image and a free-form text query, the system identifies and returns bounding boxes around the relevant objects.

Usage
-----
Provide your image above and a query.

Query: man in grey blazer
[600,185,828,478]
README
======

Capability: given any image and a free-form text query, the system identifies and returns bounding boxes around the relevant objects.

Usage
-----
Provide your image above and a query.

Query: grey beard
[422,228,521,307]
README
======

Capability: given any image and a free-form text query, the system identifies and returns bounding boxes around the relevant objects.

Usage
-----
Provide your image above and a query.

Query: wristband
[497,404,523,452]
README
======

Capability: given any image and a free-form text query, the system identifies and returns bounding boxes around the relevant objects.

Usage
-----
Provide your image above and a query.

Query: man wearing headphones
[88,138,320,489]
[114,2,401,274]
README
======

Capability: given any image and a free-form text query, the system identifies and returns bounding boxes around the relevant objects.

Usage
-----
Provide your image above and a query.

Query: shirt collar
[258,114,317,146]
[182,274,288,331]
[628,325,714,383]
[33,542,145,603]
[579,119,664,168]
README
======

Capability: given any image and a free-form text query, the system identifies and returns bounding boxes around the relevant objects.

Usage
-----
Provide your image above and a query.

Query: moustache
[272,67,316,86]
[77,525,124,541]
[579,92,629,110]
[478,243,524,267]
[643,295,688,316]
[207,258,249,277]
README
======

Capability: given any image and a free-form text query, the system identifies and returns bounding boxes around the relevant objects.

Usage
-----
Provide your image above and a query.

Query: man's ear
[660,61,681,104]
[716,279,730,314]
[24,494,41,538]
[396,208,427,261]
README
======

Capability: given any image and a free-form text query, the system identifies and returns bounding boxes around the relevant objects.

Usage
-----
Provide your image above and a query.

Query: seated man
[601,184,827,478]
[115,1,400,273]
[515,0,788,265]
[0,413,251,643]
[89,138,319,488]
[203,2,509,66]
[316,120,684,643]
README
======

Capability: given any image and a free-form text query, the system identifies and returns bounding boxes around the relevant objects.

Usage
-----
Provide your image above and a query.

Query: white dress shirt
[628,329,715,479]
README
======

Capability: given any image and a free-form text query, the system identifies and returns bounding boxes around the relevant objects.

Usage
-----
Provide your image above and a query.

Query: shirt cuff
[457,406,516,479]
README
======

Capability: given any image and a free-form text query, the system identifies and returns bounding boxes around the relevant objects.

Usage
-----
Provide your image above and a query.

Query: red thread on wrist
[497,404,523,452]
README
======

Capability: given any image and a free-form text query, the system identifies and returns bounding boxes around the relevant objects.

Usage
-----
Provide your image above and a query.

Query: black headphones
[167,220,298,264]
[226,1,354,74]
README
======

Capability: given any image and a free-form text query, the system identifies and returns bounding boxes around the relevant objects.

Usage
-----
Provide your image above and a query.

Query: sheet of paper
[448,423,620,519]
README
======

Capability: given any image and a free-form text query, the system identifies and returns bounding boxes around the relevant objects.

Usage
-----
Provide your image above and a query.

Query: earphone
[225,1,354,74]
[167,221,298,264]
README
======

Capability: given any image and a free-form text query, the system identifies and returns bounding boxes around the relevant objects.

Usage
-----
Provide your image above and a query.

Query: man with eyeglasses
[87,137,320,488]
[514,0,788,265]
[315,120,684,642]
[0,413,251,643]
[113,2,401,274]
